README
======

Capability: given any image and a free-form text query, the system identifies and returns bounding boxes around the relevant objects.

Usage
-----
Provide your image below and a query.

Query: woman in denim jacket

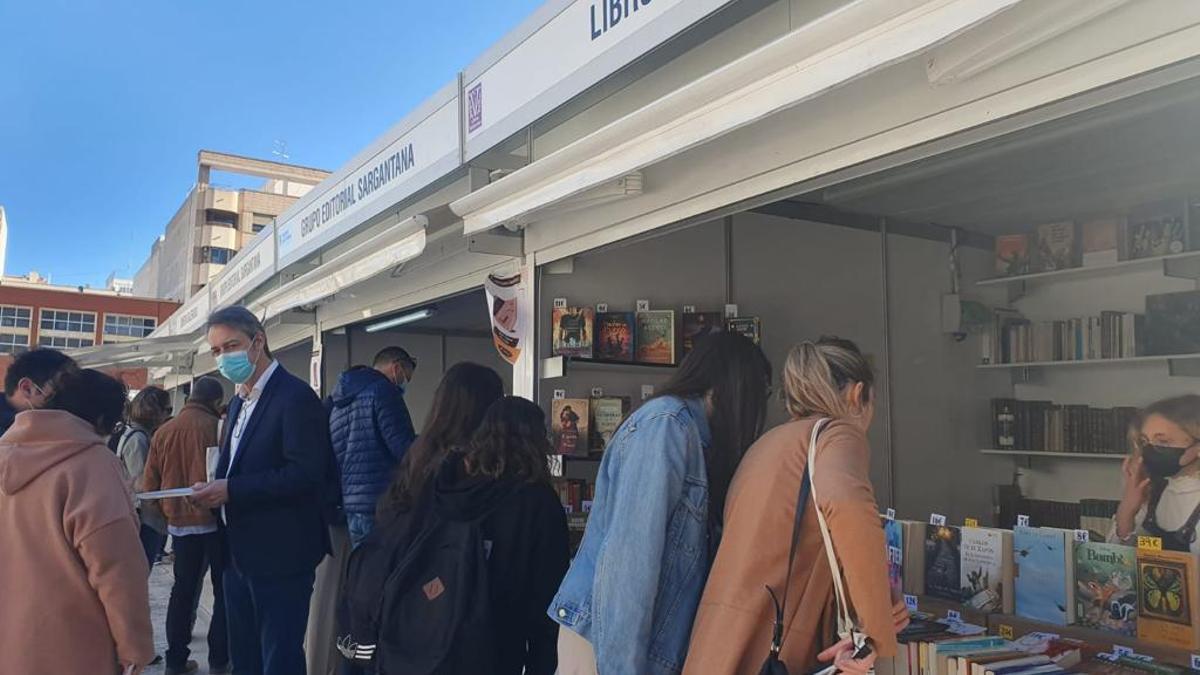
[550,332,772,675]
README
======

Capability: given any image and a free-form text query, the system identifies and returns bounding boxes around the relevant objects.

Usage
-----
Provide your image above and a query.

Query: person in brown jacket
[142,376,230,675]
[684,337,906,675]
[0,368,154,675]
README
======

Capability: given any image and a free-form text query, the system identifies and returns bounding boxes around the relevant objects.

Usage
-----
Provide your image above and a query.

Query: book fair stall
[66,1,1200,672]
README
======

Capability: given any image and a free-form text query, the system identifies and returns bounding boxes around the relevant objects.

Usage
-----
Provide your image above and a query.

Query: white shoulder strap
[807,418,855,640]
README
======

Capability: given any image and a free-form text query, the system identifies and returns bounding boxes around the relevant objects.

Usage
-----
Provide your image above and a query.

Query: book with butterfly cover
[1013,526,1074,625]
[1074,542,1137,636]
[1136,547,1200,649]
[924,524,962,602]
[960,527,1014,613]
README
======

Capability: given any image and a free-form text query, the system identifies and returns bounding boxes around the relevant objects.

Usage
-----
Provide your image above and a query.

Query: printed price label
[591,387,604,398]
[683,305,696,314]
[1113,646,1134,658]
[641,384,655,401]
[596,302,609,313]
[563,504,574,514]
[1075,529,1090,543]
[582,501,593,514]
[999,625,1014,640]
[553,389,566,400]
[888,546,903,565]
[946,610,962,624]
[636,299,650,312]
[724,303,739,319]
[903,594,918,612]
[553,297,568,309]
[964,517,979,528]
[929,513,947,526]
[1190,655,1200,670]
[1016,514,1030,527]
[886,508,896,521]
[1138,536,1163,551]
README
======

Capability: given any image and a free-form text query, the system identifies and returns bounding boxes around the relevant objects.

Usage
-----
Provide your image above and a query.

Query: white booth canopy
[449,0,1022,235]
[69,334,202,369]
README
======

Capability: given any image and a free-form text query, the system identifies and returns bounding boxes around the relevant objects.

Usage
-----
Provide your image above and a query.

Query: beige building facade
[133,150,329,301]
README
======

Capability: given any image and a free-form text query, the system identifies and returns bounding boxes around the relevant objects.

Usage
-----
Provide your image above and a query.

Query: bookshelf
[979,450,1125,460]
[977,250,1200,290]
[978,353,1200,378]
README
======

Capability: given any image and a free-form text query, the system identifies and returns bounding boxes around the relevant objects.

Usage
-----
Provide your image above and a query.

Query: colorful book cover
[1074,542,1137,636]
[924,524,962,602]
[595,312,635,362]
[551,307,594,358]
[726,316,762,346]
[995,234,1031,276]
[589,397,628,451]
[635,310,676,364]
[1034,221,1079,272]
[681,312,723,357]
[961,527,1013,613]
[1013,526,1073,625]
[551,398,589,457]
[883,518,904,603]
[1081,218,1122,267]
[1137,548,1200,649]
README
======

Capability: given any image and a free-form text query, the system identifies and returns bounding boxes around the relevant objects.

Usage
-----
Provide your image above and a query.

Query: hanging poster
[484,272,528,365]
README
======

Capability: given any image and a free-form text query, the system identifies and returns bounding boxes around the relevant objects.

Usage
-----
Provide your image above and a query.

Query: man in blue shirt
[328,346,416,547]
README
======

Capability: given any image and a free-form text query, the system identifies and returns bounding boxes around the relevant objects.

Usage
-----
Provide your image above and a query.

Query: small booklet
[135,487,195,500]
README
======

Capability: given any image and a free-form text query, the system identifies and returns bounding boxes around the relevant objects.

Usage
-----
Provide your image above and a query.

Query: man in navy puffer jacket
[328,347,417,548]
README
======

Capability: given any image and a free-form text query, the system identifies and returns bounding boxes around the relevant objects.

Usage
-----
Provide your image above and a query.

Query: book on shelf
[681,311,723,357]
[925,524,963,602]
[1136,547,1200,650]
[1033,222,1080,273]
[555,478,593,514]
[1127,199,1189,260]
[904,520,928,596]
[589,396,629,451]
[884,517,904,602]
[726,316,762,346]
[1074,541,1137,636]
[1013,526,1074,625]
[594,312,636,362]
[996,234,1032,277]
[990,398,1137,455]
[1081,217,1123,267]
[961,527,1014,613]
[635,310,676,364]
[981,309,1144,364]
[552,306,595,358]
[551,398,590,457]
[1144,290,1200,357]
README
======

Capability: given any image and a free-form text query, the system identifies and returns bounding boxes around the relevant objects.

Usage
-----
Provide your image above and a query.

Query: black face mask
[1143,444,1191,479]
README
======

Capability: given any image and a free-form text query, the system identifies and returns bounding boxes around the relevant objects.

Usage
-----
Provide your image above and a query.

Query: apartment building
[133,150,329,301]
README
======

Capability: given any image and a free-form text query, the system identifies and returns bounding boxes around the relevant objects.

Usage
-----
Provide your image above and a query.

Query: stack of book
[981,311,1144,365]
[991,399,1138,455]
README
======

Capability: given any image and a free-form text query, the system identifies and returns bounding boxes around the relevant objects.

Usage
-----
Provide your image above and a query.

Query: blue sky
[0,0,543,287]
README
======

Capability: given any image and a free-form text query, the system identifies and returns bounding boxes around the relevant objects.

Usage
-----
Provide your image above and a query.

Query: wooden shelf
[980,449,1125,460]
[977,250,1200,288]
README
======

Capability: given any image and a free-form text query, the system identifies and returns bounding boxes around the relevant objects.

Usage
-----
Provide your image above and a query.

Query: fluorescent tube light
[364,307,436,333]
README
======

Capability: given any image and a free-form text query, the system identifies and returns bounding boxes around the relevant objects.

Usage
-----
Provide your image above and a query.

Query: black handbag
[758,419,871,675]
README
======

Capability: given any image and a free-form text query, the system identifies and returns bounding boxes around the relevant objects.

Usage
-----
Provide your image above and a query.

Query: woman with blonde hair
[684,336,905,675]
[1112,395,1200,553]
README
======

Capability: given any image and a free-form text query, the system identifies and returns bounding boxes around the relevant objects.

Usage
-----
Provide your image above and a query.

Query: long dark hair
[379,362,505,518]
[655,331,771,538]
[463,396,553,484]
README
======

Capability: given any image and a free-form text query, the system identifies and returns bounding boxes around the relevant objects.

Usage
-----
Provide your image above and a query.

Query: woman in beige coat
[684,337,905,674]
[0,368,154,674]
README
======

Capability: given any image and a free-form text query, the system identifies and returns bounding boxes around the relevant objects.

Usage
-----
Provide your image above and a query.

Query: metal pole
[723,215,734,304]
[879,217,897,509]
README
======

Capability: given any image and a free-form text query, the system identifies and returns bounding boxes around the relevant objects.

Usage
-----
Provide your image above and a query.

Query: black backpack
[338,501,498,674]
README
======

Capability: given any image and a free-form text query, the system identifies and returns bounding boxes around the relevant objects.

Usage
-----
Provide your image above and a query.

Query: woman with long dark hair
[377,361,504,520]
[418,396,569,674]
[548,332,772,675]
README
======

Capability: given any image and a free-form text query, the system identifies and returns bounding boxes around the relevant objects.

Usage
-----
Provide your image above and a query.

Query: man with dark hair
[143,376,229,675]
[191,306,331,675]
[329,346,417,547]
[0,348,75,433]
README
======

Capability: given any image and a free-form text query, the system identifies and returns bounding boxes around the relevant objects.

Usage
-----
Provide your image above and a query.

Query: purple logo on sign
[467,83,483,133]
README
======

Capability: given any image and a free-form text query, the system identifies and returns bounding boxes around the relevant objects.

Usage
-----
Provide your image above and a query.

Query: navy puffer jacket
[329,367,416,514]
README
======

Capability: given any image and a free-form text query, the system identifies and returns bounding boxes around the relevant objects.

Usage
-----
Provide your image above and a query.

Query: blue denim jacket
[549,395,711,675]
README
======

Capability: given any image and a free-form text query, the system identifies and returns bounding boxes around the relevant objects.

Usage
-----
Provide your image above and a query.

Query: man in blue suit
[192,306,331,675]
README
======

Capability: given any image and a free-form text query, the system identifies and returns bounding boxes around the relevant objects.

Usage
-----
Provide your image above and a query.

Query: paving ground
[144,558,217,674]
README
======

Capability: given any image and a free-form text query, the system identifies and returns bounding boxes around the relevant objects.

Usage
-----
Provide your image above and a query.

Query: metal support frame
[879,218,896,509]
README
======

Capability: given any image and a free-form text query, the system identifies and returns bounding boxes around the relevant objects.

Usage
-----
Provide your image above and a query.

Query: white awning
[450,0,1021,235]
[253,216,428,321]
[67,334,202,369]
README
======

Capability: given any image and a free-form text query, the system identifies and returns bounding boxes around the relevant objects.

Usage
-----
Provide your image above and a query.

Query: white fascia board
[450,0,1021,235]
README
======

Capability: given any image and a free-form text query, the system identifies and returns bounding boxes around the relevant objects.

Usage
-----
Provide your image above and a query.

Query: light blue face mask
[217,350,256,385]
